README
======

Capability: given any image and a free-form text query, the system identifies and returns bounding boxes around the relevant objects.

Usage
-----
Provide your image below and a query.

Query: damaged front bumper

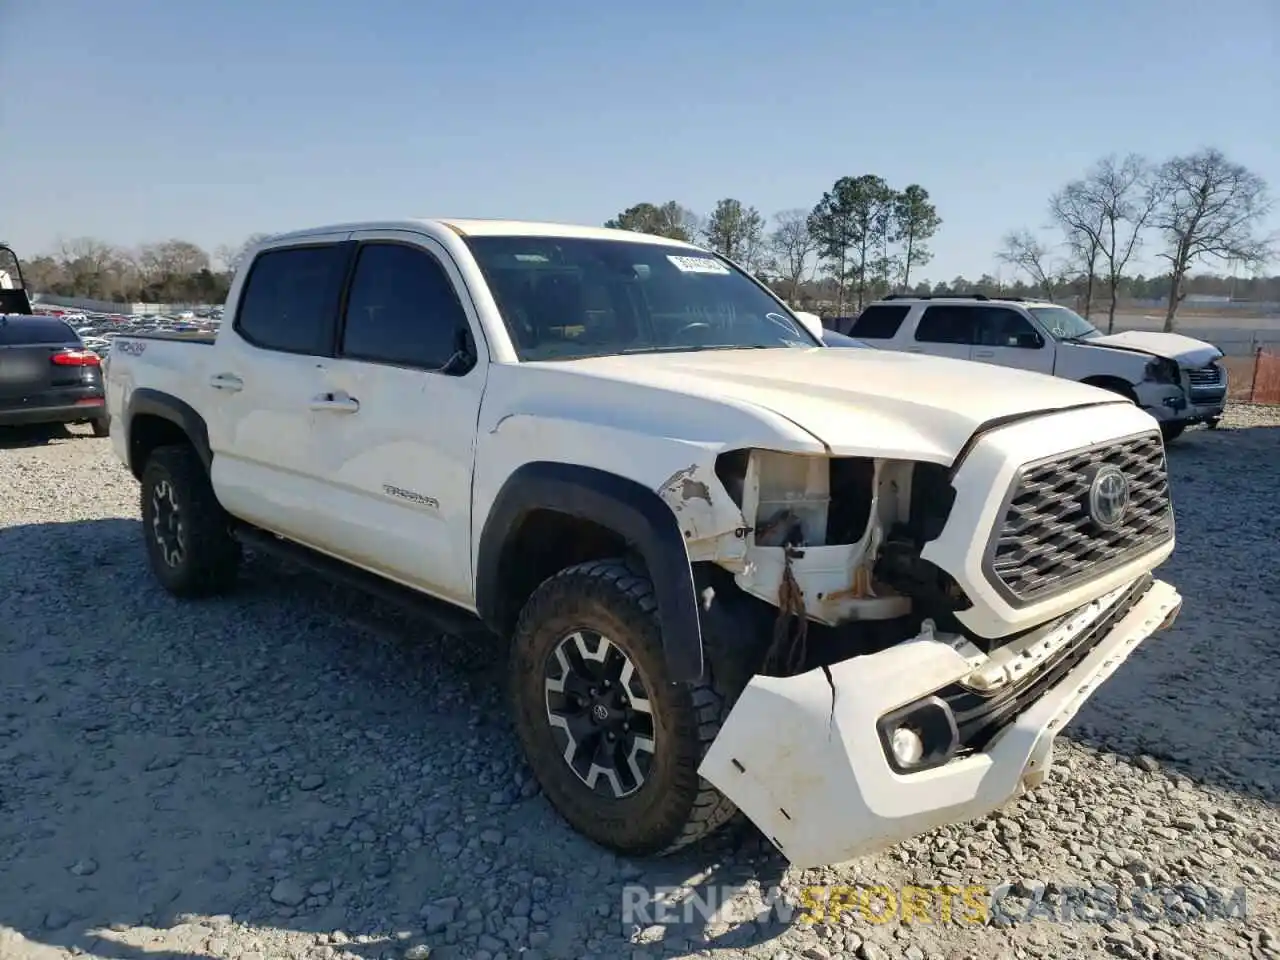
[1136,381,1225,427]
[698,575,1182,870]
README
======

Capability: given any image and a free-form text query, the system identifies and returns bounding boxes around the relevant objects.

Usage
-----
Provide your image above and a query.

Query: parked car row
[63,313,222,366]
[824,294,1228,441]
[34,305,222,357]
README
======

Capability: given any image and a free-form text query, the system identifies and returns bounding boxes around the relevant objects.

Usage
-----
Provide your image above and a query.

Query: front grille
[1187,363,1223,387]
[983,431,1172,605]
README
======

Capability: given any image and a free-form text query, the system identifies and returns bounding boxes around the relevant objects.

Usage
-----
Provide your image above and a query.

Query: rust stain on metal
[660,463,711,504]
[680,476,711,503]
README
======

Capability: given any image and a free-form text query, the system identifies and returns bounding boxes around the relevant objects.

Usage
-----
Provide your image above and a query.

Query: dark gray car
[0,316,109,436]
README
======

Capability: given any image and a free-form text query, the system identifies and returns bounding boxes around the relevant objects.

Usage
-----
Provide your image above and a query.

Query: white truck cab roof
[261,218,702,247]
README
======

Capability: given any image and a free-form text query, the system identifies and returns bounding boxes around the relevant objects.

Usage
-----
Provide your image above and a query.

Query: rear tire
[509,559,738,857]
[140,444,240,597]
[91,417,110,438]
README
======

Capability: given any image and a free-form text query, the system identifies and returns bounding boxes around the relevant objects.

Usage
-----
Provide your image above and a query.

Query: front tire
[1160,422,1186,442]
[140,444,241,597]
[509,559,737,857]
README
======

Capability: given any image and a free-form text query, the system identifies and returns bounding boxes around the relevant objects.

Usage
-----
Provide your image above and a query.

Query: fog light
[890,726,925,765]
[876,695,960,774]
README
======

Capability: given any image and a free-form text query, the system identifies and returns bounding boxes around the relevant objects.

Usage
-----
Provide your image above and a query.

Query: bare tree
[215,233,273,274]
[20,255,63,293]
[1052,154,1162,332]
[54,237,125,300]
[766,209,817,304]
[136,240,211,286]
[1051,185,1105,319]
[1152,148,1273,330]
[996,229,1060,300]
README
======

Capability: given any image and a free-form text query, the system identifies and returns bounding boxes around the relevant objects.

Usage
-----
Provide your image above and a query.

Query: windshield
[1028,305,1102,341]
[463,235,820,361]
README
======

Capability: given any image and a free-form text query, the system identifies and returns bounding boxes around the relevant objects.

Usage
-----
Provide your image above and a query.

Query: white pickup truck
[104,219,1183,870]
[844,295,1228,441]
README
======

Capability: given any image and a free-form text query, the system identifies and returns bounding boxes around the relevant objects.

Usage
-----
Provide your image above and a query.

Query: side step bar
[232,525,495,641]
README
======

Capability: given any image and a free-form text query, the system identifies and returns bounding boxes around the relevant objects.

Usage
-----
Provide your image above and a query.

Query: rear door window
[850,304,910,339]
[234,245,349,354]
[914,306,977,345]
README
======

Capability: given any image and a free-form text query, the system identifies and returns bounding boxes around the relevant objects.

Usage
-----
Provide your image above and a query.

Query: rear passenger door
[909,305,977,361]
[306,230,489,609]
[205,236,352,541]
[970,307,1054,374]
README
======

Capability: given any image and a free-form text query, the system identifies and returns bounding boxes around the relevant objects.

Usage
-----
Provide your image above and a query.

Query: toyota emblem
[1087,465,1130,529]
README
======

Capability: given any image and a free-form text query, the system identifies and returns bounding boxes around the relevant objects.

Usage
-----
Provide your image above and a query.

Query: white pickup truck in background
[844,295,1228,441]
[104,219,1184,869]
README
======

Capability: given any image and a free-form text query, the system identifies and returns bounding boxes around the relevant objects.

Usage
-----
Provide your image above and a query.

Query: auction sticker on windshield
[667,255,731,275]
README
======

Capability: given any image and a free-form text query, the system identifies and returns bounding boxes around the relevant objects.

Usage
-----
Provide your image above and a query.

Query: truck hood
[535,347,1128,463]
[1083,330,1222,367]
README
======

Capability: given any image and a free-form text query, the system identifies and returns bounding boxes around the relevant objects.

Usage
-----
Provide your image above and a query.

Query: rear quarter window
[849,305,910,339]
[0,318,80,346]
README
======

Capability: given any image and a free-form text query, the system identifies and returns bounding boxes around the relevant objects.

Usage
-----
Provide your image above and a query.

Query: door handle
[209,373,244,391]
[906,347,924,353]
[973,350,995,358]
[309,391,360,413]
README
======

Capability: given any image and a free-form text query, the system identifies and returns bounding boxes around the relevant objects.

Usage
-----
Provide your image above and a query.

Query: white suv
[845,295,1228,440]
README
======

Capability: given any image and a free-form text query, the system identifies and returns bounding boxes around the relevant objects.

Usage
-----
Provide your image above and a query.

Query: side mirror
[793,311,824,342]
[1014,331,1044,349]
[440,327,477,376]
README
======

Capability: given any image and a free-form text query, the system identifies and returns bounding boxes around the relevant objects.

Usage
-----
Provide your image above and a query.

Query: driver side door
[969,307,1054,374]
[306,230,489,608]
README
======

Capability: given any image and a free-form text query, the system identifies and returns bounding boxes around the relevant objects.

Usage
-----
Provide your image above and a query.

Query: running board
[232,525,493,641]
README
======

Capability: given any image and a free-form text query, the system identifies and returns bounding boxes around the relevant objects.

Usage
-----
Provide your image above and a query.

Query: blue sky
[2,0,1276,281]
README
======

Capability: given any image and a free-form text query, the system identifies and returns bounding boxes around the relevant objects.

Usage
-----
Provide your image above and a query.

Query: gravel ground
[1,407,1277,960]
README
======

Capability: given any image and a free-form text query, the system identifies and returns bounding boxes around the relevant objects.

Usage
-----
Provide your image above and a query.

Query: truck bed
[104,333,215,447]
